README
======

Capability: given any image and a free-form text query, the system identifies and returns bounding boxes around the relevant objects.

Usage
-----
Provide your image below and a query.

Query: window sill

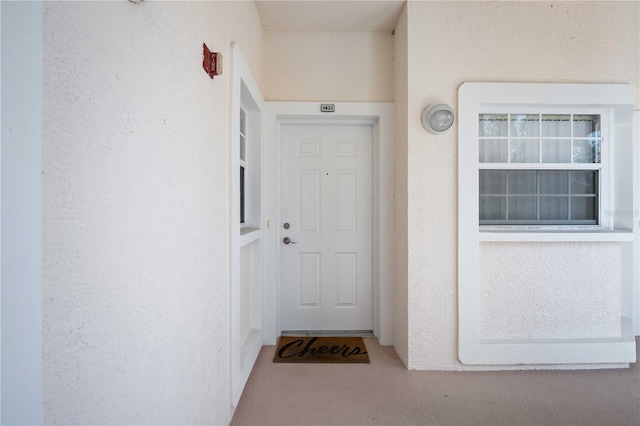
[240,227,261,246]
[479,227,634,242]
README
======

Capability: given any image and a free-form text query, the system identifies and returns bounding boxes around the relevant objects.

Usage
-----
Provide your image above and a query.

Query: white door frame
[263,102,394,346]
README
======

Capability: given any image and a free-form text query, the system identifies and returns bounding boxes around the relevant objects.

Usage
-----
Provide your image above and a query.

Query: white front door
[281,122,373,331]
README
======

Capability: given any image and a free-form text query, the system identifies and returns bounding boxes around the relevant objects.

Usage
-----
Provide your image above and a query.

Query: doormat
[273,336,369,363]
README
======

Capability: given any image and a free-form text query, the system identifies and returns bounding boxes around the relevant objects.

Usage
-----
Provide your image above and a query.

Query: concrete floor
[231,337,640,425]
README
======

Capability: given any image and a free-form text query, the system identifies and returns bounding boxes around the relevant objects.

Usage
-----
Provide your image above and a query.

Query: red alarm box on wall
[203,43,222,79]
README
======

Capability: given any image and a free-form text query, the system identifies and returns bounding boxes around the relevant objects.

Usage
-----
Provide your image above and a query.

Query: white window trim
[458,83,638,366]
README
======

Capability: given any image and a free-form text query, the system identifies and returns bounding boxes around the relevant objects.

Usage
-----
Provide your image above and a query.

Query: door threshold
[281,330,374,338]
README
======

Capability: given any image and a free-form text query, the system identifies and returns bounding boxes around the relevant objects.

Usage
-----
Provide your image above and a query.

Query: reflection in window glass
[479,114,508,137]
[573,115,600,137]
[510,114,539,137]
[510,139,539,163]
[479,139,508,163]
[573,139,600,163]
[571,171,597,194]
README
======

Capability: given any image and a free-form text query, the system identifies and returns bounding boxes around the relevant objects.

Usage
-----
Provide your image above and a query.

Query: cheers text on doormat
[273,336,370,363]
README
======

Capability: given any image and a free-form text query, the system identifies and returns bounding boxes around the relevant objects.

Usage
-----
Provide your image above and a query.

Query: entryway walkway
[231,338,640,425]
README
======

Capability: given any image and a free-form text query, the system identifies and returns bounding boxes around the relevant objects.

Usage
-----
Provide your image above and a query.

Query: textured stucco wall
[42,2,263,424]
[393,4,409,367]
[480,242,622,340]
[264,31,394,102]
[404,1,640,369]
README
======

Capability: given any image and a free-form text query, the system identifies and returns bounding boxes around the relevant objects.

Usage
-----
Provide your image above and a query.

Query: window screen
[479,113,601,225]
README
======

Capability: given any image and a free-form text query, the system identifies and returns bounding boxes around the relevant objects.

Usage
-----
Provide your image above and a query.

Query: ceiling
[255,1,406,33]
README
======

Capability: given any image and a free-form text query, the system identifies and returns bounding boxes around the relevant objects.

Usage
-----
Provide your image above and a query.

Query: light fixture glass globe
[430,110,454,132]
[421,104,455,134]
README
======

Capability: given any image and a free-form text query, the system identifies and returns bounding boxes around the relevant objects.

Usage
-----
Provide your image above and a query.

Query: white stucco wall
[42,2,262,424]
[403,1,640,369]
[480,242,622,340]
[393,4,409,367]
[264,31,394,102]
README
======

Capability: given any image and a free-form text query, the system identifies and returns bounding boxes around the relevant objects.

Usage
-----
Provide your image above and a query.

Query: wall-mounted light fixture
[203,43,222,79]
[421,104,455,134]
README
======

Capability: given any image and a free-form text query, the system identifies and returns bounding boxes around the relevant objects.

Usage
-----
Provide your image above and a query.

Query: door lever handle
[282,237,297,245]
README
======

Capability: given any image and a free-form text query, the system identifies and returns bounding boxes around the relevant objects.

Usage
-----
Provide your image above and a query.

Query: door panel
[281,123,373,331]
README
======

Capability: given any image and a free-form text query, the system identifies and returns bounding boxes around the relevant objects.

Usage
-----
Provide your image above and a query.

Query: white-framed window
[457,83,638,366]
[479,111,607,226]
[458,83,637,235]
[236,88,261,232]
